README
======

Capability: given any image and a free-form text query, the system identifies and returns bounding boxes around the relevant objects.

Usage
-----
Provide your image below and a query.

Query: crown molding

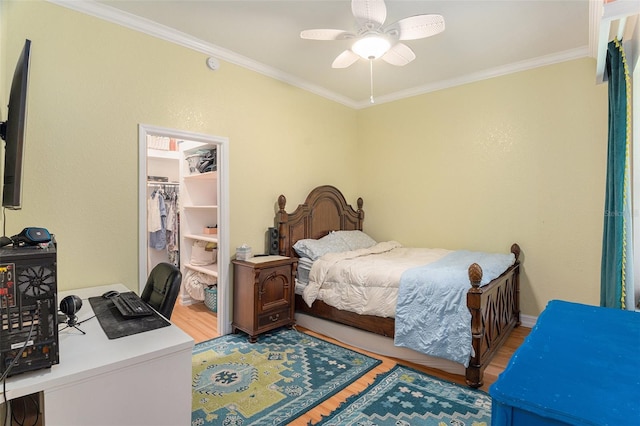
[47,0,359,108]
[48,0,592,110]
[357,46,590,109]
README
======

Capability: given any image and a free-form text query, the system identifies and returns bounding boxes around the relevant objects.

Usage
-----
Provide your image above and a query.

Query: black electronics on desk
[0,244,59,377]
[0,40,59,377]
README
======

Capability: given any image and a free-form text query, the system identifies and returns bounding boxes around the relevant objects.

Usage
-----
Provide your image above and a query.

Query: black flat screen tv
[0,39,31,210]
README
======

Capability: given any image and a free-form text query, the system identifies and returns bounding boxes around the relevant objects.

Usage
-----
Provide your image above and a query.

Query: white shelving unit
[180,144,219,305]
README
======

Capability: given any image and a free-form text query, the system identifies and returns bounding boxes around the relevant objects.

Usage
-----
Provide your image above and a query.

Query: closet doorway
[138,124,231,335]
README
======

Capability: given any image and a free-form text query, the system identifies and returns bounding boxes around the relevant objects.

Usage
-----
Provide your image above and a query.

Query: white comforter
[302,241,452,317]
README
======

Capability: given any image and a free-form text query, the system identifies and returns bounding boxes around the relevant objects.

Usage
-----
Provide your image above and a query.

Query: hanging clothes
[149,190,167,250]
[166,192,179,250]
[166,191,180,267]
[147,190,162,233]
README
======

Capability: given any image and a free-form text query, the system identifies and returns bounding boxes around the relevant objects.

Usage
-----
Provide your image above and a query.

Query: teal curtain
[601,39,633,309]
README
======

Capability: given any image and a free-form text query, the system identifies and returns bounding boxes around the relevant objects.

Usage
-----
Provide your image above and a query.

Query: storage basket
[204,286,217,313]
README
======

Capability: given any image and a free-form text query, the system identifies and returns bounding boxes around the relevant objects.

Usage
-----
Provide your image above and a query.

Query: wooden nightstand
[232,256,297,342]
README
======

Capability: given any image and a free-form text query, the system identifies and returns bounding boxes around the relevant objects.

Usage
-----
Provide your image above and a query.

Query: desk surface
[490,300,640,425]
[2,284,194,401]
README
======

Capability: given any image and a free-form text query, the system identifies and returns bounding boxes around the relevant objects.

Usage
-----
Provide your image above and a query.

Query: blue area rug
[315,365,491,426]
[191,328,381,425]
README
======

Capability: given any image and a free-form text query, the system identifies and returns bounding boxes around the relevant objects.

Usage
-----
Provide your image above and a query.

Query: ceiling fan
[300,0,445,69]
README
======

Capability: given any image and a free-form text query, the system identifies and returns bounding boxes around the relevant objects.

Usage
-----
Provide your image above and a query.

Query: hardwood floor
[171,300,219,343]
[172,302,529,425]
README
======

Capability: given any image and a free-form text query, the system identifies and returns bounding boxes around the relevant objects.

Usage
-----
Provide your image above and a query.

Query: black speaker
[267,227,279,255]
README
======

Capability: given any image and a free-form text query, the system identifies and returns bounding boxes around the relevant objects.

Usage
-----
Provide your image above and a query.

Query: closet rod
[147,181,179,186]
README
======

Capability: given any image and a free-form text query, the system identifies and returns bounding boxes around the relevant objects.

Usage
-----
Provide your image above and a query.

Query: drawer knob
[269,314,280,322]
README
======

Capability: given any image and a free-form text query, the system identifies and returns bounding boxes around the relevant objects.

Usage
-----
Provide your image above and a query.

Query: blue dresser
[490,300,640,425]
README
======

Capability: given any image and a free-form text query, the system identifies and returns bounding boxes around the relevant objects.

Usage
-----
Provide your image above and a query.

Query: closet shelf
[148,149,180,160]
[183,171,217,181]
[185,262,218,277]
[184,234,218,243]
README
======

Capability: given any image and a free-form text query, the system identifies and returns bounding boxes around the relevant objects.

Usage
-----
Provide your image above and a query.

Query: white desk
[1,284,194,426]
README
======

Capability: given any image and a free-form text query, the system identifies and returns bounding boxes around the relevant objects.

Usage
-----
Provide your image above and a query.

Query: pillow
[332,230,377,250]
[292,233,350,260]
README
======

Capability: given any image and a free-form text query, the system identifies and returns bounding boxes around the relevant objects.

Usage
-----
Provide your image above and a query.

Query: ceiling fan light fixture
[352,35,391,60]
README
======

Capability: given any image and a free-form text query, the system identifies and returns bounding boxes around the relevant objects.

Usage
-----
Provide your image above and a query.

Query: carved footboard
[466,243,521,387]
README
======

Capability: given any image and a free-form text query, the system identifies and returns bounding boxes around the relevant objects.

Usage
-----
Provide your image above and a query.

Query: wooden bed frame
[275,185,521,388]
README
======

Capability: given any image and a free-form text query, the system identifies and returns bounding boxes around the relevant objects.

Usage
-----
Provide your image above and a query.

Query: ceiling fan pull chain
[369,59,375,104]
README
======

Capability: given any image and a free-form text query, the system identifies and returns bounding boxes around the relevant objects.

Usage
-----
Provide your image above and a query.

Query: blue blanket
[394,250,515,366]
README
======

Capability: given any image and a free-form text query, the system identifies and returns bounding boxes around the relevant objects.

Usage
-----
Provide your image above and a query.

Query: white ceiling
[56,0,593,108]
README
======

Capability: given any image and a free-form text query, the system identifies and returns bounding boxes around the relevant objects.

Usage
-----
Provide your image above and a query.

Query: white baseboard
[520,313,537,328]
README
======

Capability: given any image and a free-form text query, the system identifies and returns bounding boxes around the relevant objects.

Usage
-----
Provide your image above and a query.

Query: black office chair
[141,262,182,319]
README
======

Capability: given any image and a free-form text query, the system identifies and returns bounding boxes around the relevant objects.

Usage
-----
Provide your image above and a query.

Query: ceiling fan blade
[390,14,445,41]
[352,0,387,29]
[381,43,416,66]
[384,15,444,40]
[332,49,360,68]
[300,29,354,40]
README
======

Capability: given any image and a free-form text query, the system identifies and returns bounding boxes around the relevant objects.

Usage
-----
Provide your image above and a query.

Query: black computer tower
[0,245,59,377]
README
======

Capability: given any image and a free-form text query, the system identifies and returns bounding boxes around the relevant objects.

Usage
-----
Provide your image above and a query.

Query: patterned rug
[191,328,381,426]
[315,365,491,426]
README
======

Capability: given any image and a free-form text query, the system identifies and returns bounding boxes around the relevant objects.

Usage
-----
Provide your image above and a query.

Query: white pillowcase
[292,230,377,260]
[332,230,377,250]
[293,233,350,260]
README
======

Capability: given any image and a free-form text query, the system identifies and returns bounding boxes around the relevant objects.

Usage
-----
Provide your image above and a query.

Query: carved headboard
[275,185,364,257]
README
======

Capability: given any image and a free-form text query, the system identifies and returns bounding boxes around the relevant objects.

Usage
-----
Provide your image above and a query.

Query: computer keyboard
[112,292,154,318]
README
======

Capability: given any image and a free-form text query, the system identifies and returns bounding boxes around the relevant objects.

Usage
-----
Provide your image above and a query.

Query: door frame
[138,124,231,335]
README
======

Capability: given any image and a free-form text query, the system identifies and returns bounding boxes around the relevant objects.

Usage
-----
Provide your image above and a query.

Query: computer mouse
[102,290,119,299]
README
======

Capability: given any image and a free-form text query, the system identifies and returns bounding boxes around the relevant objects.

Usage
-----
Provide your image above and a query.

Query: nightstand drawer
[257,308,291,328]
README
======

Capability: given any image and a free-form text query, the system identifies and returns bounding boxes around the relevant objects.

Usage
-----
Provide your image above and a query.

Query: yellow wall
[1,1,358,291]
[2,1,608,317]
[357,59,608,315]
